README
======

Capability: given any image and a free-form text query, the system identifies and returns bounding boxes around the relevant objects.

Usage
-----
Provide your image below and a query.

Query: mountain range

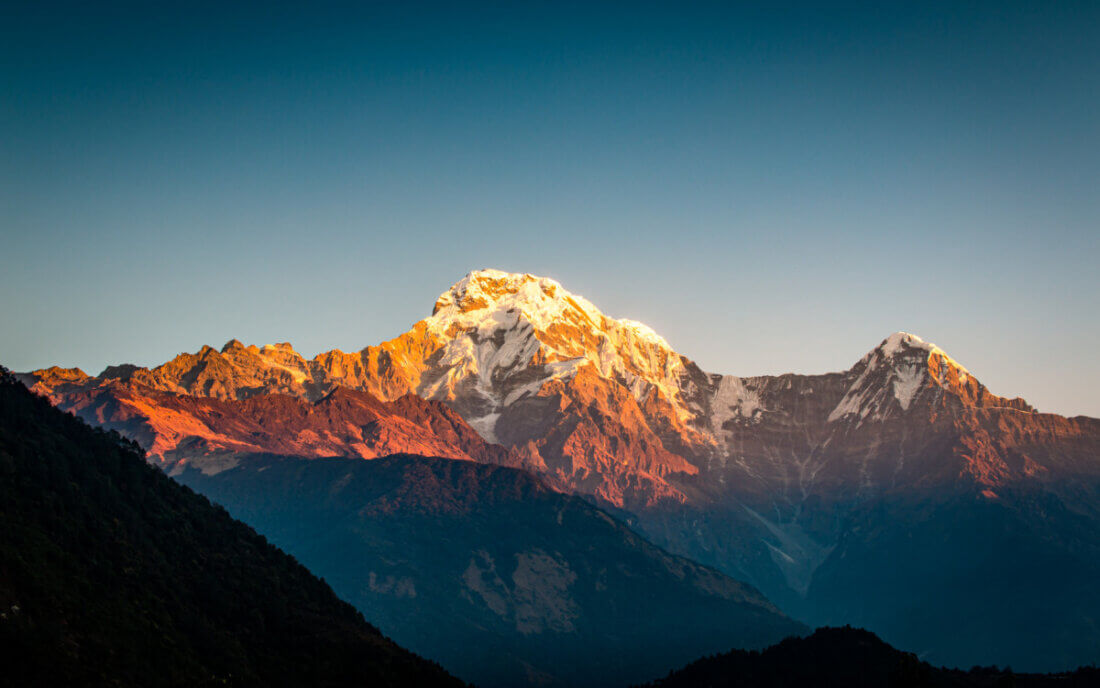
[20,268,1100,673]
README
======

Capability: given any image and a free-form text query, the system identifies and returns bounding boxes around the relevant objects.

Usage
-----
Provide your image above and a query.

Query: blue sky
[2,1,1098,416]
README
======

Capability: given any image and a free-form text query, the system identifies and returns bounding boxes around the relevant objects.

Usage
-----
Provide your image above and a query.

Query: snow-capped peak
[828,331,977,424]
[426,270,680,364]
[872,331,972,378]
[430,269,604,335]
[416,269,693,439]
[879,331,932,357]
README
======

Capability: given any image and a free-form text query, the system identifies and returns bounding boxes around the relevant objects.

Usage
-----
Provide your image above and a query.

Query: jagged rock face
[342,271,707,505]
[24,270,709,506]
[20,272,1098,509]
[47,382,517,476]
[132,341,318,399]
[678,332,1062,504]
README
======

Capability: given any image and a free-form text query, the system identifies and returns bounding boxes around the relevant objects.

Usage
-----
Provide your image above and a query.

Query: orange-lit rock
[49,382,517,475]
[20,273,1099,511]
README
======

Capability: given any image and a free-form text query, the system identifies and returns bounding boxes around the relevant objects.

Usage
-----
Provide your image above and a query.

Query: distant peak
[456,269,564,298]
[31,366,89,383]
[427,269,681,354]
[100,363,140,381]
[261,342,298,353]
[44,365,88,377]
[221,339,246,353]
[872,331,970,376]
[879,331,934,357]
[428,269,599,325]
[433,269,571,316]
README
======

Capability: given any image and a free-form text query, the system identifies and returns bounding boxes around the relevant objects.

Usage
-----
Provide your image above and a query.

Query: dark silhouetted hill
[638,626,1100,688]
[0,368,464,688]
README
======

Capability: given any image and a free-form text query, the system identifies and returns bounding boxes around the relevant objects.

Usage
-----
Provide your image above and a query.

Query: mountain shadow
[176,453,806,688]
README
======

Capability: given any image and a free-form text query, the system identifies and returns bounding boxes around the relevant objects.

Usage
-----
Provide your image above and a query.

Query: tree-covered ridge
[638,626,1099,688]
[0,368,465,688]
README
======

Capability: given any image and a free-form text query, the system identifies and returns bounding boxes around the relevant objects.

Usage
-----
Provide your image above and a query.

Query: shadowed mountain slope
[176,454,805,688]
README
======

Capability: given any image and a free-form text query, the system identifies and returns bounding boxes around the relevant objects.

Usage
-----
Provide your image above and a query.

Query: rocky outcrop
[48,382,518,474]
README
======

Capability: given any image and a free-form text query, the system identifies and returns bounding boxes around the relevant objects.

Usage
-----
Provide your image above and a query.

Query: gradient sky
[2,1,1098,417]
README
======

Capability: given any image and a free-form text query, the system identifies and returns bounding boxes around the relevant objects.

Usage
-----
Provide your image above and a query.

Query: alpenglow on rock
[23,269,1048,507]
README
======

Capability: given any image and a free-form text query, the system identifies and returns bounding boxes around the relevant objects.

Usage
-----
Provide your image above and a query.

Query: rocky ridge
[23,270,1083,509]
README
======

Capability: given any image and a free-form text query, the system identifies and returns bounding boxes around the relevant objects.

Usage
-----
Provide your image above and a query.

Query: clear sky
[2,1,1098,417]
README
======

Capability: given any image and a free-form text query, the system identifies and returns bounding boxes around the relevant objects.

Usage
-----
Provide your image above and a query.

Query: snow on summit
[430,269,604,333]
[875,331,972,378]
[827,331,990,424]
[427,269,670,349]
[421,269,693,432]
[426,270,684,378]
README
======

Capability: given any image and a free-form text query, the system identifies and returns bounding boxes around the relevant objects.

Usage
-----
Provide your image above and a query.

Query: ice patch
[709,375,763,436]
[423,269,693,422]
[827,363,875,423]
[892,364,924,410]
[256,346,309,382]
[743,506,835,595]
[467,413,501,444]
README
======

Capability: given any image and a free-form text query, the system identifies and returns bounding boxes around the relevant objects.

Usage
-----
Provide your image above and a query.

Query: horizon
[3,1,1098,417]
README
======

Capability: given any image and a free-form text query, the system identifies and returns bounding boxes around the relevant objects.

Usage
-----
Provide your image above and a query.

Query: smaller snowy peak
[879,331,934,357]
[829,332,981,424]
[870,331,972,379]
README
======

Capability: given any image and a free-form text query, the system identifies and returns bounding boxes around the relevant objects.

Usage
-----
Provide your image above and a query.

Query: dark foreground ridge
[638,626,1100,688]
[0,368,464,688]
